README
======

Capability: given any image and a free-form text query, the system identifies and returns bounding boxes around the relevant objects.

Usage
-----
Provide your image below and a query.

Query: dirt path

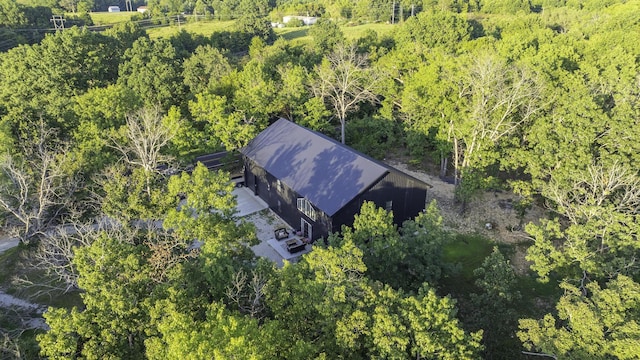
[385,160,544,274]
[0,237,19,254]
[0,236,48,331]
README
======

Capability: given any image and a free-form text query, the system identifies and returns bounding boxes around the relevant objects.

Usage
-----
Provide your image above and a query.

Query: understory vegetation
[1,0,639,358]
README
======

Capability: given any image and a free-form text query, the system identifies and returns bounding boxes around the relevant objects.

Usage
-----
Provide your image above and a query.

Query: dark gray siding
[244,157,331,241]
[332,170,428,233]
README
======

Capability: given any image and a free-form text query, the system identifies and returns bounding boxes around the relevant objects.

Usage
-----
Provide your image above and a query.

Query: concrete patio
[233,186,312,267]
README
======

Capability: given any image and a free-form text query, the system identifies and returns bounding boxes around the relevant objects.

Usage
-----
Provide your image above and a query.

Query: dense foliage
[0,0,639,358]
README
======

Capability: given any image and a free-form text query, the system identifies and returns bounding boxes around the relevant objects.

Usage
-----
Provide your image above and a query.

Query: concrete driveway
[234,189,313,267]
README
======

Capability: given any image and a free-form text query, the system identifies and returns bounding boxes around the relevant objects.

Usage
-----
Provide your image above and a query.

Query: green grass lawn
[439,233,494,298]
[146,19,236,38]
[275,27,310,43]
[340,23,396,39]
[440,232,562,321]
[90,11,137,25]
[142,18,396,42]
[443,233,494,279]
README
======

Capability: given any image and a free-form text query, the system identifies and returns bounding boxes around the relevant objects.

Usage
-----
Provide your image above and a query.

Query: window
[297,198,317,221]
[385,200,393,211]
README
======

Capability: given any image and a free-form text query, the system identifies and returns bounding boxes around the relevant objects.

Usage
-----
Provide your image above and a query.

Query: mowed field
[89,12,396,41]
[90,11,138,25]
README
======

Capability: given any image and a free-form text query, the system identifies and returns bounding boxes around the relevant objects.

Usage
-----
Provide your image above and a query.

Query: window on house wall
[297,197,317,221]
[385,200,393,211]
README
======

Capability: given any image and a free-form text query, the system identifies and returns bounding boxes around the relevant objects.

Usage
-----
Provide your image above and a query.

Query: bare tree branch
[109,106,176,174]
[312,44,382,144]
[225,270,267,320]
[0,120,80,244]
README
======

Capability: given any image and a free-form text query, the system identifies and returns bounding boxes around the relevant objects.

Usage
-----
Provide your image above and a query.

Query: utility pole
[411,4,415,17]
[50,15,66,31]
[125,0,133,12]
[391,0,395,24]
[400,4,403,22]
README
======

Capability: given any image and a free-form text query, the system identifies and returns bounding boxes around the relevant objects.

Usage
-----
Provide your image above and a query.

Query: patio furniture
[286,238,306,253]
[274,227,289,240]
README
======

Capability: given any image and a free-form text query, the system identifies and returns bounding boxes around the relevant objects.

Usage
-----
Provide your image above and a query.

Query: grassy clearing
[439,232,562,320]
[90,11,137,25]
[143,19,396,42]
[444,233,494,279]
[439,233,494,298]
[341,23,396,39]
[1,245,82,309]
[146,19,236,38]
[275,27,310,43]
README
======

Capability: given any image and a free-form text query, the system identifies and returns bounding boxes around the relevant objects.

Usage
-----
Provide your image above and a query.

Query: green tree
[0,27,120,146]
[480,0,531,13]
[146,301,291,359]
[70,84,142,176]
[0,0,26,27]
[525,162,640,281]
[118,37,184,109]
[103,21,148,57]
[235,13,276,44]
[39,164,250,358]
[518,275,640,359]
[331,200,450,291]
[38,234,154,359]
[308,17,345,53]
[189,93,263,151]
[393,9,471,53]
[468,247,522,358]
[182,45,232,95]
[267,238,482,359]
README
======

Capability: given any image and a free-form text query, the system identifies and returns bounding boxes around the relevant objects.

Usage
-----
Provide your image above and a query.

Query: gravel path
[385,160,543,274]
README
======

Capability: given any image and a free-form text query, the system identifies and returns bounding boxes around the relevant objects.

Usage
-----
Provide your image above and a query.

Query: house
[282,15,318,25]
[107,5,120,12]
[240,119,431,242]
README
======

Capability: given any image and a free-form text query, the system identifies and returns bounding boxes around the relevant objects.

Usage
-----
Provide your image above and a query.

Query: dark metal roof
[240,118,389,216]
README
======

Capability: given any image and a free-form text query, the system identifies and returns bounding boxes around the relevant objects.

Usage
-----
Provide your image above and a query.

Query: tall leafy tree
[118,37,184,109]
[182,45,232,95]
[525,162,640,281]
[312,43,381,144]
[0,27,120,147]
[308,17,344,53]
[518,275,640,359]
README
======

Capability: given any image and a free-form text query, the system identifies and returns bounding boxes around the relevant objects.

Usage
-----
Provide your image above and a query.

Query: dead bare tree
[0,121,80,244]
[225,270,268,320]
[1,332,24,359]
[110,106,177,174]
[312,43,381,144]
[145,231,199,283]
[451,55,543,186]
[27,220,134,293]
[543,161,640,225]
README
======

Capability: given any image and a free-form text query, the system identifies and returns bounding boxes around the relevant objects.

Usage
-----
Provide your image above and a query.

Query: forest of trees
[1,0,639,358]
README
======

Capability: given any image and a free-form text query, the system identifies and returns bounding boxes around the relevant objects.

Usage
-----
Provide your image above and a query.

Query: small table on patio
[285,238,306,253]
